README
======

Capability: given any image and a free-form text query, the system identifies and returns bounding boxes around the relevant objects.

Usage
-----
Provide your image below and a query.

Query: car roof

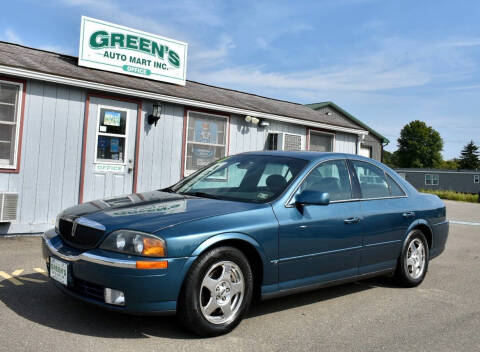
[241,150,371,162]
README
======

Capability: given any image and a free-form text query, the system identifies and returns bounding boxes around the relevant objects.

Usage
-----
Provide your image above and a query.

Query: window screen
[185,112,228,176]
[386,174,406,197]
[352,161,390,198]
[309,131,333,152]
[299,160,352,201]
[0,82,21,167]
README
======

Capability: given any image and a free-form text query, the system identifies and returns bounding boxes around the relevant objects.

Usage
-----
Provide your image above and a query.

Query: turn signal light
[142,237,166,257]
[136,260,168,269]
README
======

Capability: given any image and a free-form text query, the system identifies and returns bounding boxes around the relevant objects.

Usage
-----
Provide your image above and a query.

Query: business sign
[78,16,188,85]
[94,163,126,173]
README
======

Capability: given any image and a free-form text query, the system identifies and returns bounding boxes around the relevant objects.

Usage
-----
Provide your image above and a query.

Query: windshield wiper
[181,191,222,200]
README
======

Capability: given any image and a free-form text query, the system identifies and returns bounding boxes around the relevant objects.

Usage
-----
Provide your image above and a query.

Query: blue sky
[1,0,480,159]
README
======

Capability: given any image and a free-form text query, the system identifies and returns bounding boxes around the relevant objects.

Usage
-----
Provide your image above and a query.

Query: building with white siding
[0,39,386,234]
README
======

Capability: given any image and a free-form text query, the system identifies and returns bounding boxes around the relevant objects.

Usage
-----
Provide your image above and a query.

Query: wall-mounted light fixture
[259,120,270,127]
[325,111,332,116]
[147,103,162,126]
[245,115,260,125]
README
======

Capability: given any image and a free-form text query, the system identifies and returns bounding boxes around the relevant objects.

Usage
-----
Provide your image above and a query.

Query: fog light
[104,288,125,306]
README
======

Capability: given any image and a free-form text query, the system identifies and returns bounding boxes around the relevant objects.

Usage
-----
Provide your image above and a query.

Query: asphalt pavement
[0,201,479,352]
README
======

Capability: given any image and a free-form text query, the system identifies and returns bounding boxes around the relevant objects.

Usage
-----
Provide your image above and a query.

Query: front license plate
[50,257,69,286]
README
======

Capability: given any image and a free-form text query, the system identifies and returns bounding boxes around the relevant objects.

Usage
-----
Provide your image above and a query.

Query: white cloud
[444,39,480,47]
[189,36,478,100]
[2,29,23,44]
[57,0,223,42]
[1,27,74,55]
[190,35,235,63]
[449,84,480,90]
[58,0,180,38]
[38,44,75,55]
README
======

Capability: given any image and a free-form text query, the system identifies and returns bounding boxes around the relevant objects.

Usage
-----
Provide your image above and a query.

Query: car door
[274,159,363,290]
[349,159,412,274]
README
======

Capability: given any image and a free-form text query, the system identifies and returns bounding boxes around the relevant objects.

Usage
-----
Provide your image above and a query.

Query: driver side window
[299,160,352,201]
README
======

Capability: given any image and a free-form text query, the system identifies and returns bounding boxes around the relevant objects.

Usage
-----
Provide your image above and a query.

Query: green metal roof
[305,101,389,144]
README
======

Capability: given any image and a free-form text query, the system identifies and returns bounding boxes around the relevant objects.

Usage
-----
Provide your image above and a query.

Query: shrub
[419,189,479,203]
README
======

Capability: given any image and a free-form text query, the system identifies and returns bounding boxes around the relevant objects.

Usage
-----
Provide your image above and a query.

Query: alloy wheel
[199,261,245,325]
[406,238,426,279]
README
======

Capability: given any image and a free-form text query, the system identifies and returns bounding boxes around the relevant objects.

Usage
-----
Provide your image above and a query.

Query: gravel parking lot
[0,201,479,352]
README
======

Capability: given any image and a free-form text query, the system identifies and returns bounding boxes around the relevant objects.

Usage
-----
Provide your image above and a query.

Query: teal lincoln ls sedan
[42,151,449,336]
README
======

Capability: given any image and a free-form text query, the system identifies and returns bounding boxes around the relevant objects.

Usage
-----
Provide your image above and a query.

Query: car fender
[403,218,433,245]
[190,232,268,263]
[176,232,269,285]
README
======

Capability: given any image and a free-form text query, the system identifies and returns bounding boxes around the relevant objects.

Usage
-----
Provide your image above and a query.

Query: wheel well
[207,239,264,301]
[415,224,432,249]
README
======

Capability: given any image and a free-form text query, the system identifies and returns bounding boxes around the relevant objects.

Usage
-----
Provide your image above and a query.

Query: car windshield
[170,154,308,203]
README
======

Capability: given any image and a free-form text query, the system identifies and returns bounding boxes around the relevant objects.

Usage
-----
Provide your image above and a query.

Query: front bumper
[42,228,193,315]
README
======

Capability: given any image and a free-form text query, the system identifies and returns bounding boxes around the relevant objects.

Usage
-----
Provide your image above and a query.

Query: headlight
[55,213,63,232]
[100,230,166,257]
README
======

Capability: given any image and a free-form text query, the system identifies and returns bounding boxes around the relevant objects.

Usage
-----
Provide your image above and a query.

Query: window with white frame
[309,130,334,152]
[425,174,439,186]
[359,144,372,158]
[184,111,228,176]
[474,175,479,184]
[0,81,22,169]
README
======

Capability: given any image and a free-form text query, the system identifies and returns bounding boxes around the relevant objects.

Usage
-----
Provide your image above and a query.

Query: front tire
[394,229,429,287]
[177,246,253,337]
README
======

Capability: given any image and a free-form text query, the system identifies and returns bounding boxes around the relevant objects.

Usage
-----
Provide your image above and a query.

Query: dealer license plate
[50,257,68,286]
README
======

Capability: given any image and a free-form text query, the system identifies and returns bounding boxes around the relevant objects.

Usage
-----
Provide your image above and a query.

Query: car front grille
[58,218,73,237]
[58,218,105,250]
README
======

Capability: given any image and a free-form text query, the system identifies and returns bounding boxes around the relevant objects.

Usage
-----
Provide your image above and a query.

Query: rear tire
[177,246,253,337]
[394,229,429,287]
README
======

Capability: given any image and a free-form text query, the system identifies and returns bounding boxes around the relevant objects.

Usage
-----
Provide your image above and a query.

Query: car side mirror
[295,190,330,206]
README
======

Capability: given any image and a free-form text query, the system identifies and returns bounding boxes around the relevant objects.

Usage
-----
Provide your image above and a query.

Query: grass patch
[419,189,479,203]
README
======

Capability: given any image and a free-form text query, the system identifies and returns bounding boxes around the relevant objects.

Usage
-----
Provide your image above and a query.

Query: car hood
[60,190,265,234]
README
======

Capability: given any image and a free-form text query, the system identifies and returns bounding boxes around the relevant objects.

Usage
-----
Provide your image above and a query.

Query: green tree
[382,150,399,168]
[439,158,459,170]
[396,120,443,168]
[458,141,480,170]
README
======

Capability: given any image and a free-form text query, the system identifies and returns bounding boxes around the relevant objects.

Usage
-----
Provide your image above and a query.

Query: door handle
[344,217,361,224]
[402,211,415,218]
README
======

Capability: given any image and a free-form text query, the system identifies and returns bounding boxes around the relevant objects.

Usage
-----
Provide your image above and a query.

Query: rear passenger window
[299,160,352,201]
[386,174,406,197]
[352,161,390,199]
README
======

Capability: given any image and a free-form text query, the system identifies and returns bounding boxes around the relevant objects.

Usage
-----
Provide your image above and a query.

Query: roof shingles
[0,41,364,131]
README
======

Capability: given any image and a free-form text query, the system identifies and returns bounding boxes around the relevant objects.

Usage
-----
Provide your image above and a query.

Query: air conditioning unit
[0,192,18,222]
[267,132,302,151]
[283,133,302,151]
